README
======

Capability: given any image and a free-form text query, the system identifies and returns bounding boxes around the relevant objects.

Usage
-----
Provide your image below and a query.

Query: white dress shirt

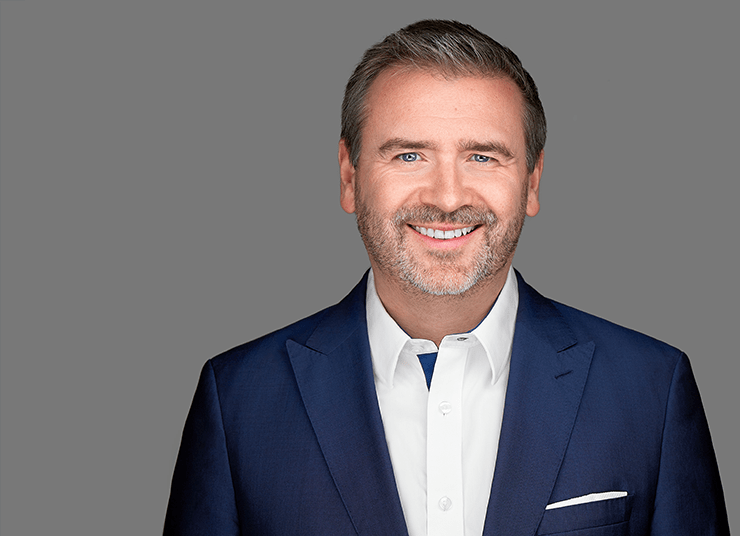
[366,267,519,536]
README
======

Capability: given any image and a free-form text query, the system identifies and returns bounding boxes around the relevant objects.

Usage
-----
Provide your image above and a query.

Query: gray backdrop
[1,2,737,534]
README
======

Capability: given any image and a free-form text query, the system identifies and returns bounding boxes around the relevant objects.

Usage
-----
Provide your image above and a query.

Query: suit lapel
[286,274,409,536]
[483,273,595,536]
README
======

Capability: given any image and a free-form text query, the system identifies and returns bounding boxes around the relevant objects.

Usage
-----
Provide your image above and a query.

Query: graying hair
[340,20,546,174]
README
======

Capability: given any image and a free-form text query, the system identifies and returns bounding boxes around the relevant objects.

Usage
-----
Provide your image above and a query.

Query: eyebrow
[376,137,514,160]
[458,139,514,159]
[377,138,439,157]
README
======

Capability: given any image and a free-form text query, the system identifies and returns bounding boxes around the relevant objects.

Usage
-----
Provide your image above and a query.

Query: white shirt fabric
[366,267,519,536]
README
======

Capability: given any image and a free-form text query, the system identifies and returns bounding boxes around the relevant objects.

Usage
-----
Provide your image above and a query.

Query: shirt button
[439,496,453,511]
[456,336,468,341]
[438,401,452,415]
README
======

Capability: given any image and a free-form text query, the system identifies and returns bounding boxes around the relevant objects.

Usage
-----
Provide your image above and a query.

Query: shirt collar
[366,267,519,388]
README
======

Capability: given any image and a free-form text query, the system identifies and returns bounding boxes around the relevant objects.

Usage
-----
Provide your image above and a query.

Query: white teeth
[412,225,476,240]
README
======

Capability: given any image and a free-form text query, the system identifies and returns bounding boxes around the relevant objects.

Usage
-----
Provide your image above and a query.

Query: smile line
[411,225,477,240]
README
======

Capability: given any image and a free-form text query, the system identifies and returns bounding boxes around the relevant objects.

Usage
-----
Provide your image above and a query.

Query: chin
[399,262,494,297]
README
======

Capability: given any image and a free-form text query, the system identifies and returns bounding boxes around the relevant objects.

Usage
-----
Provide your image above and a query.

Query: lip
[407,223,480,249]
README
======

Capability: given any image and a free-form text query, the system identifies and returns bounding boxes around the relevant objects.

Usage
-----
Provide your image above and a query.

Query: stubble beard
[354,185,528,298]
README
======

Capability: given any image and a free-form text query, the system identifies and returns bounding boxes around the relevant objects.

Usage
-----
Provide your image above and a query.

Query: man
[164,20,728,535]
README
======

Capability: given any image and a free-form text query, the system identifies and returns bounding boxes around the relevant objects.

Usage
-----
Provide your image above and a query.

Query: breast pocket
[536,494,633,535]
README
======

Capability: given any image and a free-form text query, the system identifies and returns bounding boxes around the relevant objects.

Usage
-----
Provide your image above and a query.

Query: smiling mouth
[411,225,477,240]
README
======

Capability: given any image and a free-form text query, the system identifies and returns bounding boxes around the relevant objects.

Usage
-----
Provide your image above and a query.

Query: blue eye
[471,154,492,163]
[398,153,420,162]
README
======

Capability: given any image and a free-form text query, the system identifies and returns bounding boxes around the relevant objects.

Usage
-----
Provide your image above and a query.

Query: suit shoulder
[205,274,368,377]
[207,306,330,373]
[551,298,684,364]
[516,272,684,366]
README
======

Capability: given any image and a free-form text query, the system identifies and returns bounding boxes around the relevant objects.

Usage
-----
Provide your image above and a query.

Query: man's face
[339,68,542,297]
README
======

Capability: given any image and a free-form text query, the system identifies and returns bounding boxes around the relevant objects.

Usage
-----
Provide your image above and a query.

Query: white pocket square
[546,491,628,510]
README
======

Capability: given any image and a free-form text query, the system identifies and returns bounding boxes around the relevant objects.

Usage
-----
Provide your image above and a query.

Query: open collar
[366,267,519,388]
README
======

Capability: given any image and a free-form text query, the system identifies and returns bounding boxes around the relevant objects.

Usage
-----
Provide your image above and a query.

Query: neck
[372,266,510,347]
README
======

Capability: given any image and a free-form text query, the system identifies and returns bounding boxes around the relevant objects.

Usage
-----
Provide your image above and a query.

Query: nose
[418,161,472,213]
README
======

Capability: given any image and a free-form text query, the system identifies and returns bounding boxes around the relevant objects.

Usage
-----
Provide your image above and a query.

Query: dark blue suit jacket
[164,272,728,535]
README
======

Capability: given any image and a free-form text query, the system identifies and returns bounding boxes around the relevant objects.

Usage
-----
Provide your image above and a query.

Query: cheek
[477,185,523,217]
[357,174,415,212]
[354,177,392,220]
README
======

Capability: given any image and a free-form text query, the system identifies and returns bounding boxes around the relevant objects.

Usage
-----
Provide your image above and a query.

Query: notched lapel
[286,276,409,536]
[483,274,595,536]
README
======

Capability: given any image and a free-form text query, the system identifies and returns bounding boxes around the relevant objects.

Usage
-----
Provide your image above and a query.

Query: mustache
[393,205,498,226]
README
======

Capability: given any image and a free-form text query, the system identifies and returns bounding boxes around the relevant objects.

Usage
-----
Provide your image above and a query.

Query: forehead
[362,67,526,149]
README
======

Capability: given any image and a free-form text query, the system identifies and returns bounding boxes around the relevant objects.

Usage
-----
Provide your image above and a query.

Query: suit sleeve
[164,361,240,536]
[650,353,729,535]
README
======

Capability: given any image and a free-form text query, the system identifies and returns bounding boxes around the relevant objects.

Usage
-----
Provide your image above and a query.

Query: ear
[338,139,357,214]
[526,150,544,217]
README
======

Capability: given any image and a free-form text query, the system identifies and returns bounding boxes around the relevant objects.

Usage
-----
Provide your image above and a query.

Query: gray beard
[354,195,527,297]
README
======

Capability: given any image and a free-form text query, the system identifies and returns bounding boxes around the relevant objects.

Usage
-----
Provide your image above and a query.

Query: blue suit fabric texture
[164,271,729,535]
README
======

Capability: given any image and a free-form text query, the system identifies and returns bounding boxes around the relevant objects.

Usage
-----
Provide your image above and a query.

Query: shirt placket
[426,338,471,536]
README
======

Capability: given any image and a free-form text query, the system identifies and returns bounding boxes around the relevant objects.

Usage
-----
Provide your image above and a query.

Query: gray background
[1,2,737,534]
